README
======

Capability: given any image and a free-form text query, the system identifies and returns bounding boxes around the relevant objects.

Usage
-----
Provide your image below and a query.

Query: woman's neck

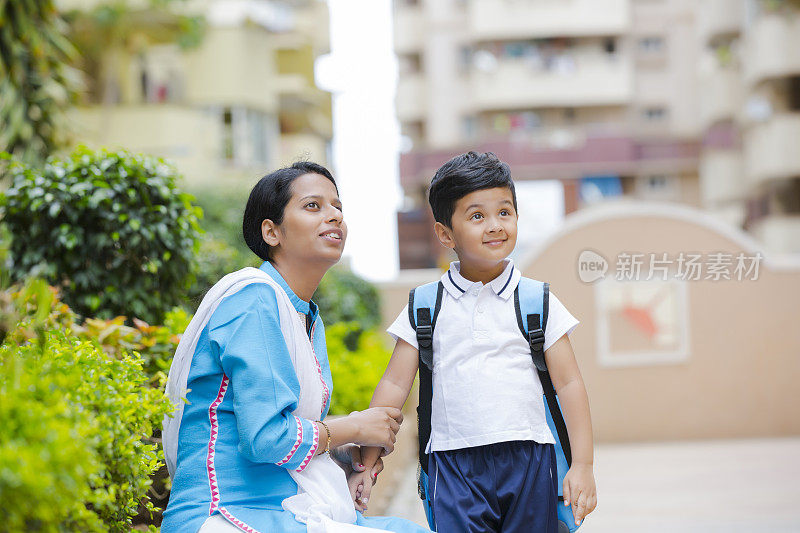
[269,257,329,302]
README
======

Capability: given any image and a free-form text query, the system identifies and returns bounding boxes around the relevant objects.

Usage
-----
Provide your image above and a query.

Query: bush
[0,146,202,323]
[0,328,172,531]
[4,280,188,386]
[315,268,382,331]
[326,323,392,416]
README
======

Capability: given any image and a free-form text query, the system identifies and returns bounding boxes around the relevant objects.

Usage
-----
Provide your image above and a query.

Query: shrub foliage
[0,146,202,323]
[0,327,172,531]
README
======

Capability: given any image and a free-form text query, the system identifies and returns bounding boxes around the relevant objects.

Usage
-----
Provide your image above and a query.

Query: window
[642,106,667,122]
[222,108,234,161]
[398,53,422,76]
[789,76,800,111]
[220,107,276,165]
[638,36,665,53]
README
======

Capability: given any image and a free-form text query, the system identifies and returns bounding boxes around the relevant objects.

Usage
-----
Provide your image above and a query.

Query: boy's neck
[457,259,508,285]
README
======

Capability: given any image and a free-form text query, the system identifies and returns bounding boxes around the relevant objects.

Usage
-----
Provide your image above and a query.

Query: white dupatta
[163,267,387,532]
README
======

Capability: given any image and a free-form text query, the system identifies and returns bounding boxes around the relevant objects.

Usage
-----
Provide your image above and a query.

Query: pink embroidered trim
[219,506,262,533]
[309,323,330,418]
[295,421,319,473]
[275,415,303,466]
[207,375,230,515]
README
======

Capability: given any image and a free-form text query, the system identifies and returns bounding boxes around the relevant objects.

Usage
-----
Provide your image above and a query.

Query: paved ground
[380,437,800,532]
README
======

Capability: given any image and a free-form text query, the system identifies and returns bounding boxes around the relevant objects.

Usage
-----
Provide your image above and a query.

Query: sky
[317,0,564,281]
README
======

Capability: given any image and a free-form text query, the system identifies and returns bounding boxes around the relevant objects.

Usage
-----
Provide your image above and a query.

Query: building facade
[394,0,800,268]
[63,0,332,187]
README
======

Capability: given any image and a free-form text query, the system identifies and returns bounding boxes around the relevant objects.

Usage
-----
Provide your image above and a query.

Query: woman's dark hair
[428,151,517,228]
[243,161,337,261]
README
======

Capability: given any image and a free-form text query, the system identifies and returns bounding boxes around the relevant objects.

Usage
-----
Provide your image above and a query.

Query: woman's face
[264,172,347,265]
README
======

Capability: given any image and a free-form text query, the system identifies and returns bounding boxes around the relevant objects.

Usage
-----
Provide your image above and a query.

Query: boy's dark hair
[242,161,337,261]
[428,151,517,228]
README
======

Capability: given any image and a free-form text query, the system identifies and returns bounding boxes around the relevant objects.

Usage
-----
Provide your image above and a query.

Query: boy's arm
[544,333,597,525]
[357,338,419,507]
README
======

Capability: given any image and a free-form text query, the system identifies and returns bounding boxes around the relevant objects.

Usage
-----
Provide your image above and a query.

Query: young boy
[353,152,596,532]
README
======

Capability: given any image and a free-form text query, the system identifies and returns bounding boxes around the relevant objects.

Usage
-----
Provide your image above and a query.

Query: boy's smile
[435,186,518,283]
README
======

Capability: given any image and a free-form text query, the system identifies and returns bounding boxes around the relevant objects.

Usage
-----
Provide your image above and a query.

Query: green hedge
[315,268,382,331]
[0,146,202,323]
[326,323,392,416]
[0,328,172,531]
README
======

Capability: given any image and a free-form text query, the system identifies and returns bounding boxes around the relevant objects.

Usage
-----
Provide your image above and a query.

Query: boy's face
[435,186,518,271]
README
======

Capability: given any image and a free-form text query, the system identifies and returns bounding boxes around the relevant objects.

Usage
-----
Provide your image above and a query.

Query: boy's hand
[347,469,373,512]
[563,462,597,526]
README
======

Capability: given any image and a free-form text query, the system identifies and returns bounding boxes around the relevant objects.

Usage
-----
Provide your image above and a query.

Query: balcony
[699,150,745,206]
[697,0,742,44]
[743,14,800,86]
[396,74,425,122]
[470,59,632,111]
[698,68,742,128]
[393,4,424,53]
[744,113,800,186]
[279,133,329,167]
[70,104,219,183]
[467,0,629,41]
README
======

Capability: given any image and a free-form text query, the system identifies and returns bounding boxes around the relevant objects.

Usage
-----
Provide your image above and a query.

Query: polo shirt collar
[441,260,520,300]
[259,261,318,319]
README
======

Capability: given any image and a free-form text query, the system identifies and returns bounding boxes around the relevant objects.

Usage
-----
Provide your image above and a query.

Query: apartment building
[63,0,332,187]
[394,0,800,268]
[697,0,800,254]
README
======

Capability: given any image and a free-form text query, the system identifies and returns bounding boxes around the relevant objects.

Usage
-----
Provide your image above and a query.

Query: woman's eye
[306,202,319,209]
[471,212,483,220]
[500,209,509,216]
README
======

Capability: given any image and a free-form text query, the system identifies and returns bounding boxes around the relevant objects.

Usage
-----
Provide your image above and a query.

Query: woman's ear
[434,221,455,249]
[261,219,280,247]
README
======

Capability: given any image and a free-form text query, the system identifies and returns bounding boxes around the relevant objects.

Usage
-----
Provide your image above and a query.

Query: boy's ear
[261,219,281,247]
[434,221,456,250]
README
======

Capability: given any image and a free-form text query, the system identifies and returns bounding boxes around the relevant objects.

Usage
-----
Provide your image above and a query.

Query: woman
[162,162,429,532]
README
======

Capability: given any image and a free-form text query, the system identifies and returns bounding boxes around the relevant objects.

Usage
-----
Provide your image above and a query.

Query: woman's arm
[215,284,402,473]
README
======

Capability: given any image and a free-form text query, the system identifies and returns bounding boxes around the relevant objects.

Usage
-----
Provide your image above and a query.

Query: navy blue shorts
[429,440,558,533]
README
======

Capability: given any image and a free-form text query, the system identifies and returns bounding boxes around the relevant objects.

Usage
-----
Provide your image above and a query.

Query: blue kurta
[162,262,428,532]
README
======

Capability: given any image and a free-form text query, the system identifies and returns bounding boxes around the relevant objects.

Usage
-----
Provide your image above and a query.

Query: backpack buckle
[417,324,433,348]
[528,328,545,351]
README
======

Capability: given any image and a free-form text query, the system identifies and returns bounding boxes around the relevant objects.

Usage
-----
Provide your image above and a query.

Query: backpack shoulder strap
[513,277,547,371]
[408,281,443,371]
[408,280,443,479]
[514,277,572,466]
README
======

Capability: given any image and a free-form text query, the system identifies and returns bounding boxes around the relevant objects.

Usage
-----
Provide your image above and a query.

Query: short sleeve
[209,283,319,472]
[386,304,419,349]
[543,291,579,352]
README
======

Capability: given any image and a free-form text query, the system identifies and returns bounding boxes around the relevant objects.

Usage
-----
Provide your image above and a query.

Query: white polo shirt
[387,260,579,453]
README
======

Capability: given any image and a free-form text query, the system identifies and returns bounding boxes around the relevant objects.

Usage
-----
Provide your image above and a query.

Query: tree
[0,0,82,167]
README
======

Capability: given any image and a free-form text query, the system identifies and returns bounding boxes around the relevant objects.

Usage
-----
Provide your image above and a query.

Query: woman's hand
[347,407,403,454]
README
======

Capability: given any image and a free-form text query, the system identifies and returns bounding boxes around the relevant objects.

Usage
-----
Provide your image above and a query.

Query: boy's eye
[500,209,513,216]
[471,212,483,220]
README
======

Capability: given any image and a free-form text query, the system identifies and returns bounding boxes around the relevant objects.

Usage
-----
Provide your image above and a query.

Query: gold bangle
[317,420,331,454]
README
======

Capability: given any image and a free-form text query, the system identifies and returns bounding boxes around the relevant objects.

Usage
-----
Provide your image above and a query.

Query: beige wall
[380,202,800,443]
[520,202,800,442]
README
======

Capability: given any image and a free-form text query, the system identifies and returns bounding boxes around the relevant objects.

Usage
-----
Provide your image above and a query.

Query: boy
[353,152,596,532]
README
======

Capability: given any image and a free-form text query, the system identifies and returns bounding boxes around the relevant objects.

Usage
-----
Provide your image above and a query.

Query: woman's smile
[320,228,344,244]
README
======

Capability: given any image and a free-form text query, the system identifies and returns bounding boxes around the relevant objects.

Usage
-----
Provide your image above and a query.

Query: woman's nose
[327,205,343,223]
